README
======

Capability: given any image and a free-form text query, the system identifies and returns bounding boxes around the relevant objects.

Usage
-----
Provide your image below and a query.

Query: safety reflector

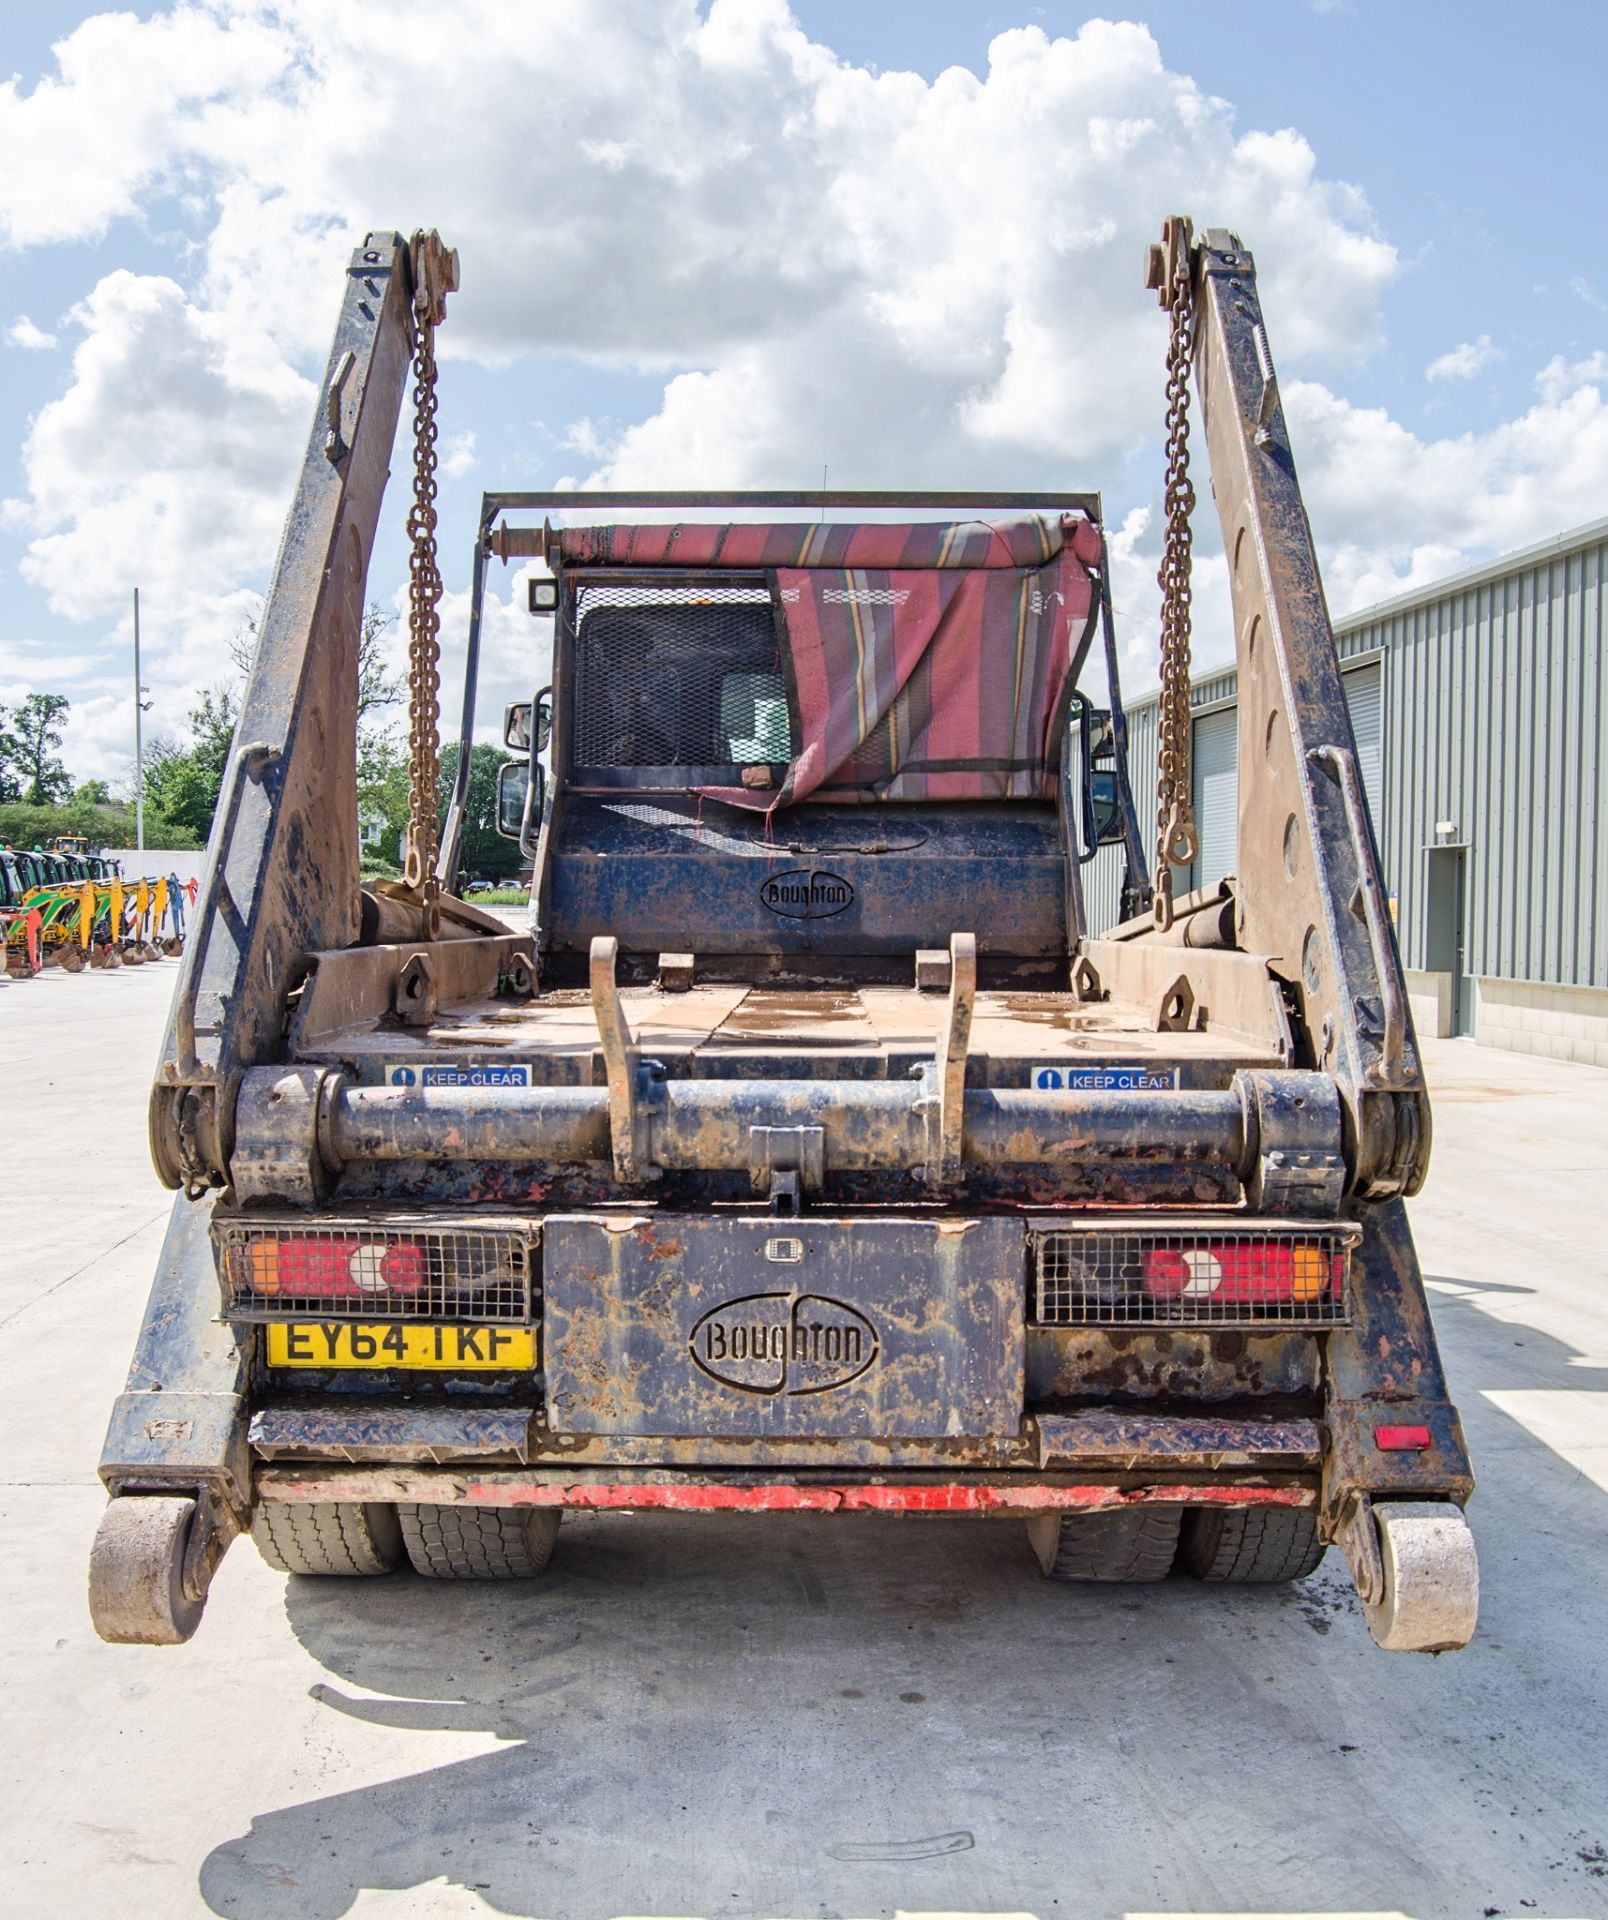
[1375,1424,1433,1452]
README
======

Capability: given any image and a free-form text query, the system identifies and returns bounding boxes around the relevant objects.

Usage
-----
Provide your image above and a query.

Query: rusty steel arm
[151,232,436,1192]
[1186,227,1428,1198]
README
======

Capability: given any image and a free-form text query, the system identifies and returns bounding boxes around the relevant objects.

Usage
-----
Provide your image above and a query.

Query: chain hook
[401,231,459,940]
[1147,215,1199,930]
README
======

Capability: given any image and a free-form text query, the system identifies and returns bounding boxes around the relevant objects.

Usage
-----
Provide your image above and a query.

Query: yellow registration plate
[265,1322,536,1371]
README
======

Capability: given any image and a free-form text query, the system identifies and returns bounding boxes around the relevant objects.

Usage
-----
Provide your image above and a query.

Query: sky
[2,0,1607,787]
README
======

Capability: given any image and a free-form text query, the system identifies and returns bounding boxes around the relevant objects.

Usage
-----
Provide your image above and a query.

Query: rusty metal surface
[248,1402,534,1464]
[1025,1327,1321,1401]
[1037,1409,1321,1471]
[256,1463,1314,1513]
[98,1195,252,1512]
[287,933,533,1050]
[399,229,458,929]
[151,233,422,1192]
[1080,939,1290,1054]
[311,1072,1255,1183]
[543,1213,1023,1439]
[1319,1197,1474,1531]
[296,977,1283,1082]
[1148,213,1202,926]
[1190,231,1428,1196]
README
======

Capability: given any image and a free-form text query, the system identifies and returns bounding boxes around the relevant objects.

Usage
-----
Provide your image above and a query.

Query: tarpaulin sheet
[556,514,1101,805]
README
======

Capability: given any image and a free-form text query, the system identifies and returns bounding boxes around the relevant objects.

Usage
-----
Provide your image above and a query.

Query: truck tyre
[398,1504,560,1579]
[1180,1504,1325,1583]
[251,1502,403,1576]
[1027,1506,1181,1583]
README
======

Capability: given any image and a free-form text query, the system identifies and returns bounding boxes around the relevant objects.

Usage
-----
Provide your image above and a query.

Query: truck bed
[299,979,1285,1089]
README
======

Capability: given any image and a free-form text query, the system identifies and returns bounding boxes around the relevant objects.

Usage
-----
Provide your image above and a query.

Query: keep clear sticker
[385,1063,532,1088]
[1033,1064,1180,1092]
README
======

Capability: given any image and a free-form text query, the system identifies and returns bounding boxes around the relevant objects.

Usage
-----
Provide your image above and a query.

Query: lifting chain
[403,230,459,938]
[1148,215,1199,930]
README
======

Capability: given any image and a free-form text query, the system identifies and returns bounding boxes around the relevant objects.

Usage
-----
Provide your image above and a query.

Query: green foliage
[438,742,523,886]
[140,685,239,840]
[4,692,72,804]
[357,725,410,869]
[475,886,531,907]
[0,798,200,852]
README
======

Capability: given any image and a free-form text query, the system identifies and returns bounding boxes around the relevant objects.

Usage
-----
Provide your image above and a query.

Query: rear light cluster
[1141,1240,1337,1305]
[213,1217,534,1323]
[244,1237,426,1298]
[1033,1223,1357,1326]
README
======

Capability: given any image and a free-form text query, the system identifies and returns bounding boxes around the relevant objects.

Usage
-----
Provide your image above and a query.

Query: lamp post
[133,588,149,854]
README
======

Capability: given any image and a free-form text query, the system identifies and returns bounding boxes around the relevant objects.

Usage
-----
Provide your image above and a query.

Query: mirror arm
[437,527,491,890]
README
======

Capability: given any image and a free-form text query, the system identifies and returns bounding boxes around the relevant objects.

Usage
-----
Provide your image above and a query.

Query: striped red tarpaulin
[556,514,1102,805]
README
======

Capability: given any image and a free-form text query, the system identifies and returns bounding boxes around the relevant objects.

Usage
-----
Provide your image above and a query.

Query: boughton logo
[758,868,855,919]
[691,1292,879,1396]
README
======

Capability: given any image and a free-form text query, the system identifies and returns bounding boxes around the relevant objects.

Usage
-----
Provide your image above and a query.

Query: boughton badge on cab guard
[757,868,855,919]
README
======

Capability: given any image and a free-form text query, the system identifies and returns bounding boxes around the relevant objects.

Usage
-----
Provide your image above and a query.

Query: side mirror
[496,759,546,843]
[503,690,552,754]
[1070,696,1127,860]
[1088,769,1123,845]
[496,760,527,839]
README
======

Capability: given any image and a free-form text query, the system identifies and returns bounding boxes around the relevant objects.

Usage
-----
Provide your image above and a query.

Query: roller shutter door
[1343,661,1384,826]
[1190,706,1238,891]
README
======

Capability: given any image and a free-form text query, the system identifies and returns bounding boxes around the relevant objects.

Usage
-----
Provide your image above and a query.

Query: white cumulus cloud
[0,0,1603,769]
[1425,334,1501,383]
[6,315,57,350]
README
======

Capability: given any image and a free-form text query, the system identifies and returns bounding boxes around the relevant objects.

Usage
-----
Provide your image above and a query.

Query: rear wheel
[251,1501,404,1576]
[1028,1506,1181,1583]
[399,1504,560,1579]
[1180,1504,1325,1584]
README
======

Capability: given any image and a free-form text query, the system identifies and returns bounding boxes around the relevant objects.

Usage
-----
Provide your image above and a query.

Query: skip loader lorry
[88,219,1479,1652]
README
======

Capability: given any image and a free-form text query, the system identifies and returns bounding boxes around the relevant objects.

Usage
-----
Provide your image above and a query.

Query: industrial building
[1089,515,1608,1067]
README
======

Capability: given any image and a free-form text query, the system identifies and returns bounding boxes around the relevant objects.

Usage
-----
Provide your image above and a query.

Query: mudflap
[542,1213,1024,1440]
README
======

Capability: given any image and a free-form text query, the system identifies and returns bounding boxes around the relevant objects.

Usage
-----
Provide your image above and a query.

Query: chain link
[1154,221,1199,930]
[403,233,455,935]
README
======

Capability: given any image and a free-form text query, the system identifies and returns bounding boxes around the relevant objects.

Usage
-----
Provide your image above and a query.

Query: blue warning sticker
[1032,1064,1180,1092]
[385,1063,531,1089]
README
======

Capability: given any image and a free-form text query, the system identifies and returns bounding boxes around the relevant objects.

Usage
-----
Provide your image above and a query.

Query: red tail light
[1142,1240,1339,1305]
[246,1237,426,1298]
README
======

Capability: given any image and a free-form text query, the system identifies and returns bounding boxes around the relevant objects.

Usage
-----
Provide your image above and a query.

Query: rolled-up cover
[556,513,1102,805]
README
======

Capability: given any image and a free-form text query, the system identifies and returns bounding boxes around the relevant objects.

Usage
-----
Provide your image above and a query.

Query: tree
[8,693,72,805]
[0,720,17,803]
[140,685,238,842]
[73,778,112,805]
[357,725,411,873]
[232,598,403,722]
[438,742,523,885]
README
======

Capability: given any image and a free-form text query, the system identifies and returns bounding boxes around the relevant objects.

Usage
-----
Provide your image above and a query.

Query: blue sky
[3,0,1606,784]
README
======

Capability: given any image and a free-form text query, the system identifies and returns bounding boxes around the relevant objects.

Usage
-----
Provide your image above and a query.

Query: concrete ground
[2,960,1605,1920]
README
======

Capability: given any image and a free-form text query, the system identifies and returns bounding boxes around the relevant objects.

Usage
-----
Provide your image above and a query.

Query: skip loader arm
[1148,221,1429,1203]
[147,230,456,1196]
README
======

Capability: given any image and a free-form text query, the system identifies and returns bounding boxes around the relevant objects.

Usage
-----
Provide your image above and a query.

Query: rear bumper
[255,1465,1318,1516]
[248,1405,1327,1514]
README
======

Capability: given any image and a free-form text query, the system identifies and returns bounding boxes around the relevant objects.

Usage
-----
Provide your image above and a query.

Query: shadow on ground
[199,1280,1608,1920]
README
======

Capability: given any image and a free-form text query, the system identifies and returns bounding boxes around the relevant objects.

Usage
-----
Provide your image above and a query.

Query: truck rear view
[88,221,1478,1656]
